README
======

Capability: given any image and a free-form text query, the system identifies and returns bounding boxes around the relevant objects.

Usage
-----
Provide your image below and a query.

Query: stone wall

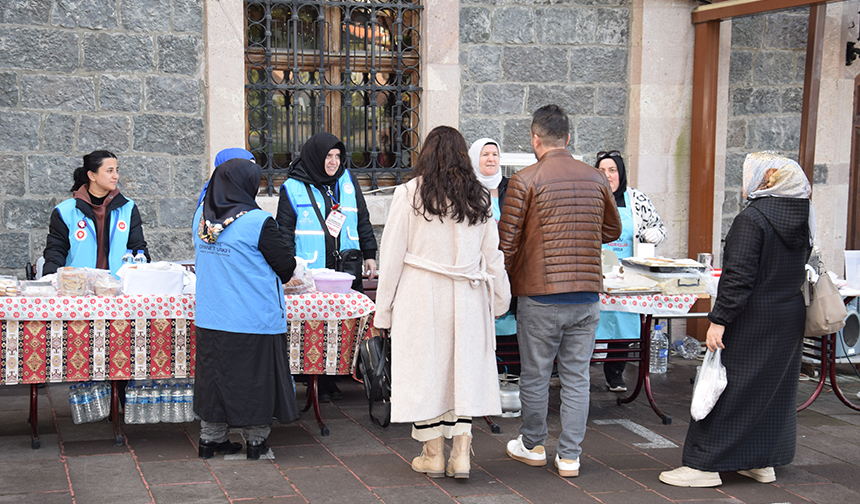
[722,8,809,235]
[459,0,630,160]
[0,0,206,277]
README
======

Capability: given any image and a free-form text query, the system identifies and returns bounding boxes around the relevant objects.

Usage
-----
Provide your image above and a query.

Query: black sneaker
[606,378,627,393]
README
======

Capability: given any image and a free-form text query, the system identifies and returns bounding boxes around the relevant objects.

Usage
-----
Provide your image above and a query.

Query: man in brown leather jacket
[498,104,621,478]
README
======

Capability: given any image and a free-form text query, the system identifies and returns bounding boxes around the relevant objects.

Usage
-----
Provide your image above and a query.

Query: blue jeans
[516,297,599,460]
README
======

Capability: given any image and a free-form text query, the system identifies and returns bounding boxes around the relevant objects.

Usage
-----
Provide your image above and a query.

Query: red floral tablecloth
[284,291,375,321]
[1,292,377,384]
[0,295,195,321]
[600,293,698,315]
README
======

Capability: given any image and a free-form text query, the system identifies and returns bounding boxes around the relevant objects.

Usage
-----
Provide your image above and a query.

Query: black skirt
[193,327,299,426]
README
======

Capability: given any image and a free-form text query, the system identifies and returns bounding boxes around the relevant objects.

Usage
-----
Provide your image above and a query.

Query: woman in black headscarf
[277,133,378,401]
[277,132,377,280]
[193,158,298,460]
[594,150,667,393]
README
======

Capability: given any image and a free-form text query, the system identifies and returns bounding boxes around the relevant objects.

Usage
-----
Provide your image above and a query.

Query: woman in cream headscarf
[660,152,813,488]
[469,138,518,362]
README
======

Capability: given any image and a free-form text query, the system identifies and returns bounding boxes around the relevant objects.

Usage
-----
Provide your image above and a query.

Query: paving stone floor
[2,357,860,504]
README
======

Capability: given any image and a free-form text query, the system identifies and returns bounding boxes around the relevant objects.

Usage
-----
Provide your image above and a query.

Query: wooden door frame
[848,73,860,250]
[687,0,831,260]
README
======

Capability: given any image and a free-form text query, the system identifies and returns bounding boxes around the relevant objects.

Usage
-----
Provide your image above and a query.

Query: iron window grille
[245,0,422,194]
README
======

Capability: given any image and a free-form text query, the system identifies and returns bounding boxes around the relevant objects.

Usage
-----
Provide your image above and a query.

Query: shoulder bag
[803,268,848,337]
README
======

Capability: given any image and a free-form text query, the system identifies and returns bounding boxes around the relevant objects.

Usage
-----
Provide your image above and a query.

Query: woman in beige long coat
[374,126,511,480]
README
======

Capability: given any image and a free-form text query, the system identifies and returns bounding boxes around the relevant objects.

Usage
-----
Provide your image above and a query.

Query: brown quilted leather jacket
[498,148,621,297]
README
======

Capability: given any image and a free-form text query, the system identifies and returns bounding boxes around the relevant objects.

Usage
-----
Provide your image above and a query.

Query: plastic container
[312,271,355,293]
[69,384,86,425]
[125,381,140,424]
[133,250,147,265]
[845,250,860,290]
[672,335,702,360]
[122,249,134,265]
[650,324,668,374]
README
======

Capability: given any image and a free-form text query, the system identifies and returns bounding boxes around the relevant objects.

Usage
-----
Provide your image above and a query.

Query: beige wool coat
[373,179,511,423]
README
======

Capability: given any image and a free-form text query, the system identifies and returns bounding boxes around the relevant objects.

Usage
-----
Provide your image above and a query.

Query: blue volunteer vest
[56,198,134,277]
[596,191,639,340]
[193,206,286,334]
[282,171,360,269]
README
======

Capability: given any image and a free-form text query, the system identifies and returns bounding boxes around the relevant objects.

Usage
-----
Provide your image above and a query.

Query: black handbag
[356,333,391,428]
[336,248,364,292]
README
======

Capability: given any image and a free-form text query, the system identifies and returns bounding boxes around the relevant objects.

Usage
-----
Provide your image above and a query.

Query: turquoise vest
[56,198,134,277]
[282,171,360,269]
[193,206,286,334]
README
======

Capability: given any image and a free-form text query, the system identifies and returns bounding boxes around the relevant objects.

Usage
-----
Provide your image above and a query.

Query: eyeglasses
[596,150,621,161]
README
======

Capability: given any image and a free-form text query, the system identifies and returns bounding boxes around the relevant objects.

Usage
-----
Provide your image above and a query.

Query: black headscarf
[596,153,628,208]
[198,158,262,243]
[288,132,347,187]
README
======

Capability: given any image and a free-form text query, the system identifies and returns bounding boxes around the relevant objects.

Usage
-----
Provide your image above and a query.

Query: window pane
[246,1,422,193]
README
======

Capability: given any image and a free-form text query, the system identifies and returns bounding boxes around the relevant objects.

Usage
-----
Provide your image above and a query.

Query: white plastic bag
[690,348,727,421]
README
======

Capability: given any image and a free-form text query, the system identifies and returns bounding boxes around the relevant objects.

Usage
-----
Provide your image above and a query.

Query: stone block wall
[459,0,630,161]
[722,8,809,234]
[0,0,206,277]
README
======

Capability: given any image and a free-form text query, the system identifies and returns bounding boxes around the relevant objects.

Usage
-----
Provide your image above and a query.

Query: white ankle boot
[412,437,445,478]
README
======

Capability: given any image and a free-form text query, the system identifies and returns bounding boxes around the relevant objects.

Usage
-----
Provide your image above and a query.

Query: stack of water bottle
[121,249,148,265]
[649,323,669,374]
[68,381,111,424]
[124,378,197,424]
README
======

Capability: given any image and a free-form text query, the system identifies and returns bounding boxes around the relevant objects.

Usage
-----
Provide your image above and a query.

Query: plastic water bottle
[79,382,95,423]
[133,250,147,265]
[122,249,134,265]
[166,384,182,423]
[91,381,110,421]
[673,335,702,360]
[69,384,86,424]
[183,381,196,422]
[125,381,139,424]
[650,324,669,374]
[158,381,176,422]
[139,383,154,423]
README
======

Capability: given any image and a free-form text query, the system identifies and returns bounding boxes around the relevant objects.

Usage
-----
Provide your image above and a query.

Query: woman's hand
[364,258,377,280]
[642,228,662,244]
[706,323,725,352]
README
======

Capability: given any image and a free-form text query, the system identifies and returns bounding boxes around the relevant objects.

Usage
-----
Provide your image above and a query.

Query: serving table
[1,291,376,447]
[1,294,196,448]
[797,292,859,412]
[284,290,376,436]
[595,292,700,425]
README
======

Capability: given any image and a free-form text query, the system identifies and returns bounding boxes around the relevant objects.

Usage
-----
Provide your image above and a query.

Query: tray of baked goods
[620,257,708,273]
[620,257,708,295]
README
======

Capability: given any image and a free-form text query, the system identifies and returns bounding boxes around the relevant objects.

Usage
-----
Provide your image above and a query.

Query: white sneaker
[737,467,775,483]
[555,454,580,477]
[506,435,547,467]
[659,466,722,487]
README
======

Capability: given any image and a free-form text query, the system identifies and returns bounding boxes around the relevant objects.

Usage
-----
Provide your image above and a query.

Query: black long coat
[682,197,811,471]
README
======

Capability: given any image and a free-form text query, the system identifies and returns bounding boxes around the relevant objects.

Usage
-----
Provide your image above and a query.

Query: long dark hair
[71,150,117,192]
[412,126,490,225]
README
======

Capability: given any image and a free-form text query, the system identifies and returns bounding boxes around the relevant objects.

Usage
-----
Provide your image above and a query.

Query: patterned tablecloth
[599,293,698,316]
[1,318,195,386]
[1,292,376,385]
[0,294,195,321]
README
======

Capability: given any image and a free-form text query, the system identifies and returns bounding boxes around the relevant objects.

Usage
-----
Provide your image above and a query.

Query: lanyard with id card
[305,183,344,238]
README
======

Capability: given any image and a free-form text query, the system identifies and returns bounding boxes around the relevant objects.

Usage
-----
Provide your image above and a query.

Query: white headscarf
[742,151,815,244]
[742,151,811,200]
[468,138,502,190]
